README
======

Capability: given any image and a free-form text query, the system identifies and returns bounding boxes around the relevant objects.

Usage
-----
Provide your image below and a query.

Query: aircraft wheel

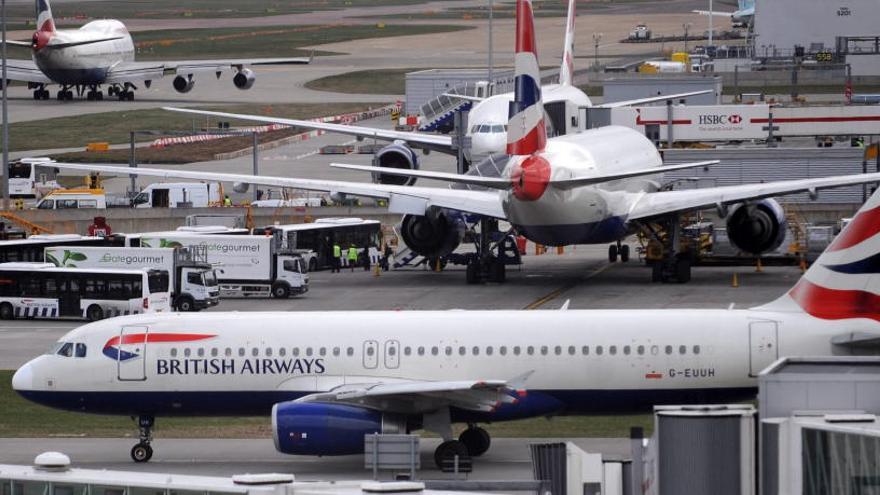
[465,260,480,285]
[459,426,491,457]
[0,302,14,320]
[434,440,469,470]
[86,304,104,321]
[96,91,104,101]
[125,91,135,101]
[608,244,618,262]
[489,259,506,283]
[32,90,41,100]
[131,443,153,463]
[620,244,630,262]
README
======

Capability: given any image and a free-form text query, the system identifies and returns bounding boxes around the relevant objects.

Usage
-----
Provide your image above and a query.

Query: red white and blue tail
[761,190,880,322]
[36,0,55,34]
[559,0,576,86]
[506,0,546,157]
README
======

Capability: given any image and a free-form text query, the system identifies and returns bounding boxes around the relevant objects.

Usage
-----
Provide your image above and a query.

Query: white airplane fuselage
[499,125,660,246]
[12,308,849,419]
[33,20,134,85]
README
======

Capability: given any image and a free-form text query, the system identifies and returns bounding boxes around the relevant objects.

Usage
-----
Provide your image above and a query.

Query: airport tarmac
[0,243,800,370]
[0,437,630,479]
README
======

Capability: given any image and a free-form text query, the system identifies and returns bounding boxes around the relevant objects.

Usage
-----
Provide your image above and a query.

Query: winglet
[506,0,546,156]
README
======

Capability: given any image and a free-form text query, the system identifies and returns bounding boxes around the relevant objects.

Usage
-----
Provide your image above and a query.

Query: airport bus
[0,235,109,263]
[7,158,59,199]
[0,263,171,320]
[256,218,382,271]
[118,226,250,247]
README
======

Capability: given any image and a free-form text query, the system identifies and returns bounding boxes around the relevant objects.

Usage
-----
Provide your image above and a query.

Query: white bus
[0,263,172,321]
[0,235,108,263]
[256,218,382,271]
[7,158,59,199]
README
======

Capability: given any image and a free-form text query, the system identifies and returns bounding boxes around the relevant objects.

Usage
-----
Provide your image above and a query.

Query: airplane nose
[12,362,33,392]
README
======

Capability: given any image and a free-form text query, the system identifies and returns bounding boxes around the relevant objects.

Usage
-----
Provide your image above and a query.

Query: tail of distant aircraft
[506,0,546,156]
[761,191,880,322]
[36,0,55,34]
[558,0,576,86]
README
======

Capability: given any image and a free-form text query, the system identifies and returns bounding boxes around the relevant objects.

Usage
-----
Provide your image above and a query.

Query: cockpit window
[492,125,505,133]
[57,342,73,357]
[75,343,87,358]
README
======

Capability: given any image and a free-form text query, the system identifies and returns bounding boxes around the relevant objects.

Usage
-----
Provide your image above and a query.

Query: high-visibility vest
[347,248,358,261]
[333,245,341,257]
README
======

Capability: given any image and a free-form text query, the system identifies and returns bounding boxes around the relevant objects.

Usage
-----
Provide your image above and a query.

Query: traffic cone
[435,258,442,272]
[755,258,763,273]
[374,263,381,277]
[799,258,807,273]
[732,272,739,288]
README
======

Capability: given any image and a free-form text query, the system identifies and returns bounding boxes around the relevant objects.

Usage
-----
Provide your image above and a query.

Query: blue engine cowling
[273,402,403,456]
[725,198,788,255]
[373,142,419,186]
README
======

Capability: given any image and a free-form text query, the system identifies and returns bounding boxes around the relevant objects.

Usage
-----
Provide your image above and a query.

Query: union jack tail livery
[35,0,55,34]
[763,191,880,322]
[559,0,577,87]
[506,0,546,156]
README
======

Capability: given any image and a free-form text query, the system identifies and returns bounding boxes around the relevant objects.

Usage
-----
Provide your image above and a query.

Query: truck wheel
[308,258,317,272]
[176,296,195,312]
[86,304,104,321]
[272,283,290,299]
[0,302,13,320]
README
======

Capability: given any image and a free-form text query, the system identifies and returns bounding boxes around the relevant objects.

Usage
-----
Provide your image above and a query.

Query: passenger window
[596,346,604,355]
[319,347,326,356]
[568,346,575,355]
[347,347,354,356]
[527,346,535,355]
[651,345,659,356]
[388,346,396,356]
[37,199,54,209]
[79,200,97,208]
[170,348,178,358]
[418,346,425,356]
[403,347,411,356]
[431,347,439,356]
[500,346,507,356]
[364,347,372,357]
[693,345,701,355]
[265,348,272,357]
[210,348,218,357]
[307,347,314,356]
[623,346,631,355]
[293,348,300,356]
[554,346,562,356]
[665,345,673,355]
[225,348,232,357]
[279,348,287,357]
[541,346,548,356]
[197,348,205,357]
[251,347,259,357]
[472,346,479,356]
[184,348,191,357]
[514,346,521,356]
[679,345,687,355]
[582,346,589,355]
[486,346,493,356]
[333,347,340,356]
[57,199,78,209]
[445,346,453,356]
[610,346,617,356]
[637,345,645,355]
[238,348,245,357]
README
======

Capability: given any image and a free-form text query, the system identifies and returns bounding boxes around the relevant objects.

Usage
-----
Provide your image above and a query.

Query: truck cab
[176,266,221,311]
[271,255,308,298]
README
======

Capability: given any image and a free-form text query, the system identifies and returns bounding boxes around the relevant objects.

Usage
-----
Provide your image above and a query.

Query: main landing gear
[56,86,74,101]
[130,415,154,462]
[433,425,491,470]
[109,84,135,101]
[608,240,630,263]
[32,84,49,100]
[641,215,692,284]
[86,85,104,101]
[465,218,519,284]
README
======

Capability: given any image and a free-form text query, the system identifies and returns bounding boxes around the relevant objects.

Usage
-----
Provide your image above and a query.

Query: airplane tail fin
[759,189,880,322]
[559,0,576,86]
[35,0,55,33]
[506,0,546,156]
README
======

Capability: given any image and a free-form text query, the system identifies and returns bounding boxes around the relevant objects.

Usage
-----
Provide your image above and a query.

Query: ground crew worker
[223,195,232,207]
[347,244,358,272]
[332,243,342,273]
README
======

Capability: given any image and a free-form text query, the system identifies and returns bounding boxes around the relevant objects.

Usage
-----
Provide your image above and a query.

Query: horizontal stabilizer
[550,160,719,190]
[595,90,714,109]
[831,332,880,348]
[330,163,512,190]
[3,40,32,48]
[46,36,124,49]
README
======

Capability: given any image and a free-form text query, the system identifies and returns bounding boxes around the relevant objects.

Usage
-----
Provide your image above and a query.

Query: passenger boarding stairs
[418,81,497,133]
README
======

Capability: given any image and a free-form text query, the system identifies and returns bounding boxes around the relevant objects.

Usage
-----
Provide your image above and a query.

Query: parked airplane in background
[694,0,755,28]
[164,0,708,181]
[13,170,880,468]
[45,0,880,285]
[1,0,311,101]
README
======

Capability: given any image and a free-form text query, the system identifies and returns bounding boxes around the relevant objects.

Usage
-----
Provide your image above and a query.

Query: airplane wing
[2,59,52,84]
[594,90,714,109]
[628,172,880,220]
[43,161,506,219]
[295,379,519,414]
[693,9,735,17]
[162,56,312,73]
[3,40,33,48]
[163,107,455,155]
[104,61,167,85]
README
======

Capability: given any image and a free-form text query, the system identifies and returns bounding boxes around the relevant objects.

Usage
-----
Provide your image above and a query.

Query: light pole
[592,32,603,70]
[487,0,493,84]
[1,0,8,208]
[682,22,692,53]
[708,0,713,47]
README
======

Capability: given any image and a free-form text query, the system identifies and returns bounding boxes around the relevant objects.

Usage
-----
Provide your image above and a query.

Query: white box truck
[131,182,221,208]
[44,245,221,311]
[139,233,308,298]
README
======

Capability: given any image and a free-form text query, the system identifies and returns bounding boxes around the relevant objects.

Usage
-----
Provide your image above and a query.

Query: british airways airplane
[13,184,880,468]
[45,0,880,285]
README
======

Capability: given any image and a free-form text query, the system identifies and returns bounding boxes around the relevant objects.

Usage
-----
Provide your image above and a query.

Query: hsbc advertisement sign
[611,104,770,141]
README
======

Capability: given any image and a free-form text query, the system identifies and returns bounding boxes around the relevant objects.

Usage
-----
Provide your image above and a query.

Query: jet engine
[172,75,195,93]
[232,182,250,193]
[399,211,464,259]
[272,402,406,455]
[233,69,256,90]
[725,198,788,255]
[372,142,419,186]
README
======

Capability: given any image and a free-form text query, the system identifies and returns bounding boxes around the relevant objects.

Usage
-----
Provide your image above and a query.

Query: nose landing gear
[130,415,154,462]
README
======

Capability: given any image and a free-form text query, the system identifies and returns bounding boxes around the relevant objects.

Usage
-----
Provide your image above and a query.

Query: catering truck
[138,233,308,298]
[44,246,220,312]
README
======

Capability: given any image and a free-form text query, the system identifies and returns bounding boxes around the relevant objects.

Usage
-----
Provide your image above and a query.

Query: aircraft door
[749,321,778,376]
[117,325,148,381]
[384,340,400,369]
[363,340,378,369]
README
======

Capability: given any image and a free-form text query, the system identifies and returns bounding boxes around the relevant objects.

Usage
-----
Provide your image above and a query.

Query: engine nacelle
[400,211,464,259]
[232,182,250,193]
[272,402,405,456]
[172,75,195,93]
[725,198,788,255]
[373,142,419,186]
[233,68,256,90]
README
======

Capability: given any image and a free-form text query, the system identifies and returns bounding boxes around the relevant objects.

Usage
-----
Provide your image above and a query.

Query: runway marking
[522,263,612,310]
